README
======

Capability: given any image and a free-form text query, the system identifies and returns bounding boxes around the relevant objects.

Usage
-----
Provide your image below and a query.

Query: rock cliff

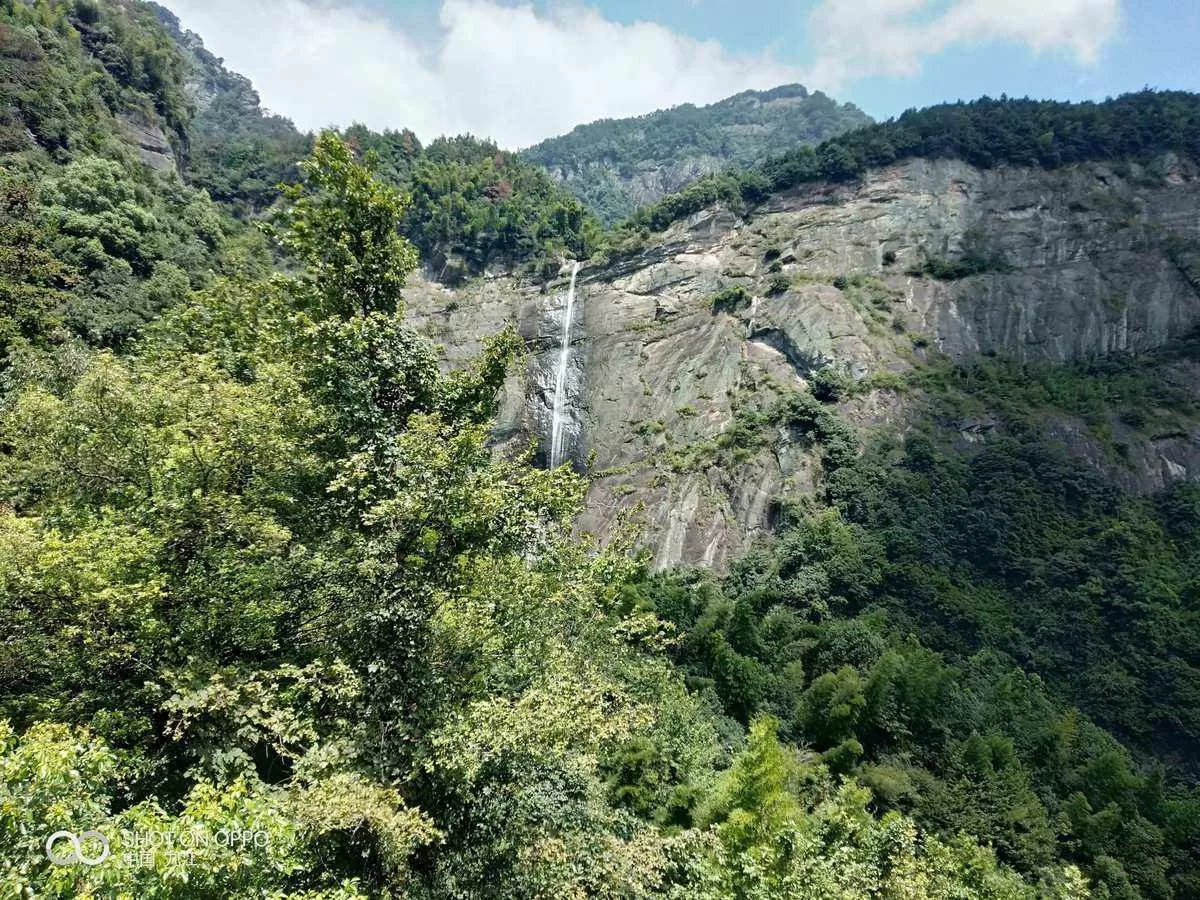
[405,155,1200,568]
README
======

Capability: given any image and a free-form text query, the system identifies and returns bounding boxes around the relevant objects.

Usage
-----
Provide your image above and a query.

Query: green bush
[765,274,791,296]
[708,285,749,313]
[810,366,850,402]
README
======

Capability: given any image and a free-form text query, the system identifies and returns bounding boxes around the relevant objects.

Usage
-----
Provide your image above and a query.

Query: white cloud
[803,0,1121,91]
[163,0,803,148]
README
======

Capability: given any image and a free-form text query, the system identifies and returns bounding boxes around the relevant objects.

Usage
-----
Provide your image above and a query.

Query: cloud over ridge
[164,0,1123,148]
[165,0,803,148]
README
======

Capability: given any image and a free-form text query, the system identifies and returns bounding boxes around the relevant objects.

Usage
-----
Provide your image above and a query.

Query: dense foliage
[624,90,1200,235]
[1,0,190,154]
[0,0,254,347]
[400,134,600,278]
[631,354,1200,898]
[523,84,871,225]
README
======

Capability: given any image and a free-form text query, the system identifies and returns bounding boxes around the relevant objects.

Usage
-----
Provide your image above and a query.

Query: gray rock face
[404,156,1200,568]
[119,111,176,174]
[800,157,1200,362]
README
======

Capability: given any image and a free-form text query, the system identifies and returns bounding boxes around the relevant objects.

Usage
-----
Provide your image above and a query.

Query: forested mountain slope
[147,0,311,214]
[152,2,603,280]
[523,84,871,225]
[0,0,243,346]
[1,1,1199,898]
[618,90,1200,236]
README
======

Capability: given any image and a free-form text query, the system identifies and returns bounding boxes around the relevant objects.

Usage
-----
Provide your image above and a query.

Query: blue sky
[165,0,1199,147]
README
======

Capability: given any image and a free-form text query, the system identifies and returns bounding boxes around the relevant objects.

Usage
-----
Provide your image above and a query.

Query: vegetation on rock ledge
[624,91,1200,236]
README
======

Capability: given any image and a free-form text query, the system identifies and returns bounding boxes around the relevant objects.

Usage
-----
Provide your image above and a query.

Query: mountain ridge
[522,82,872,224]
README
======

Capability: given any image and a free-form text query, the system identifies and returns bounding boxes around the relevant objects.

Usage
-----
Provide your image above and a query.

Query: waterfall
[549,262,580,468]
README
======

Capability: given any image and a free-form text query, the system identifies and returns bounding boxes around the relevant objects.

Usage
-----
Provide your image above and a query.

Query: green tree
[0,177,71,356]
[276,132,418,319]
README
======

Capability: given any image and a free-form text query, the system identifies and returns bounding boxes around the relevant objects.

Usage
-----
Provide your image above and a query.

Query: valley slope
[400,144,1200,895]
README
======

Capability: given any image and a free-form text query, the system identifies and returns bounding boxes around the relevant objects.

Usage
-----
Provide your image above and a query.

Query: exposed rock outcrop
[119,110,176,173]
[405,156,1200,568]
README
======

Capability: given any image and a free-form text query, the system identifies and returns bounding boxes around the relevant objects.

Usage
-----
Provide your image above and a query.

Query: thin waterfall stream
[548,261,580,468]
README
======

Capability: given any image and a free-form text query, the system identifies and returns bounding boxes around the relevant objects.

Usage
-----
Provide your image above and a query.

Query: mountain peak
[522,83,871,224]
